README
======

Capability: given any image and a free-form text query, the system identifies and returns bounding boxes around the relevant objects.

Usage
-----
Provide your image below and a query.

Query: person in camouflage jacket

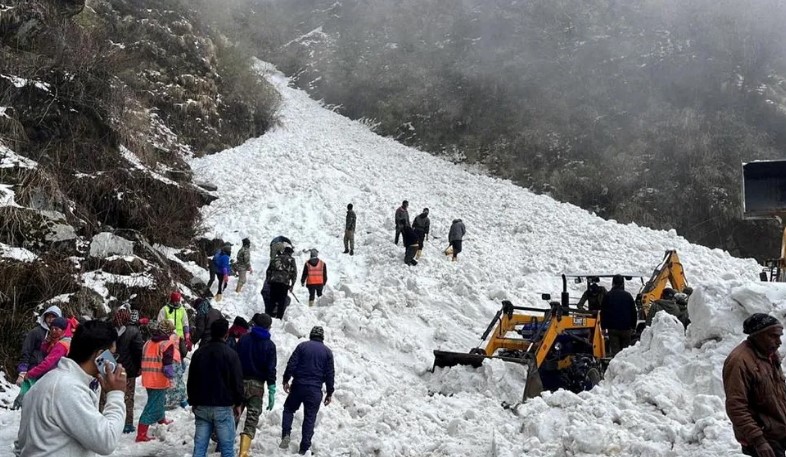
[265,245,298,319]
[234,238,253,293]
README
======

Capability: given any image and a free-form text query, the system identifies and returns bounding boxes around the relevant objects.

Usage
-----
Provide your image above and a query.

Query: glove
[267,385,276,410]
[163,364,175,379]
[16,373,26,386]
[185,335,193,352]
[754,441,777,457]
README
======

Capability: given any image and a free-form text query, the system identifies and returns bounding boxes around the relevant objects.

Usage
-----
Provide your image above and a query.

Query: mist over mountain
[198,0,786,262]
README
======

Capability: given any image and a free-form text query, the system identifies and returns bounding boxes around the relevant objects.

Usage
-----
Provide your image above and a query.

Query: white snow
[89,232,135,258]
[0,74,50,92]
[119,145,179,186]
[0,64,777,457]
[0,144,38,169]
[0,243,37,262]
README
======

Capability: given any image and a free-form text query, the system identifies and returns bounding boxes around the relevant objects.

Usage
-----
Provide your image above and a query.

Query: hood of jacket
[37,305,63,330]
[251,326,271,340]
[307,257,320,266]
[452,219,462,224]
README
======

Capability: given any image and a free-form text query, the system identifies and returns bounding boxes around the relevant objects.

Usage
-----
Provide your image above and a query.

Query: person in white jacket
[16,320,128,457]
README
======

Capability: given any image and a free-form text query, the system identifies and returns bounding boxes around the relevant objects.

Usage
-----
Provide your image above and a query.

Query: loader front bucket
[432,350,489,369]
[523,357,544,400]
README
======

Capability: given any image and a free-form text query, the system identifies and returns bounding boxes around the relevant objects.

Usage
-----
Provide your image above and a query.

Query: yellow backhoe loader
[637,250,688,317]
[433,275,607,400]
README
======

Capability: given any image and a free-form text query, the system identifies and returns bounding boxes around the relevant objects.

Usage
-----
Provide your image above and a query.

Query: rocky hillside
[0,0,279,372]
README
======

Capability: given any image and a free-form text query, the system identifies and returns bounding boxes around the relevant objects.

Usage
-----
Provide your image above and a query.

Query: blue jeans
[193,406,235,457]
[282,385,323,454]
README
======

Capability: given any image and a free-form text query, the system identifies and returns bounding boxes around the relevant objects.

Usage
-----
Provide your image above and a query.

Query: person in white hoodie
[16,320,128,457]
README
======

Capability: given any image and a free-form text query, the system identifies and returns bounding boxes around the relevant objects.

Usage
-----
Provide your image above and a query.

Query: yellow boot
[238,433,252,457]
[215,293,223,302]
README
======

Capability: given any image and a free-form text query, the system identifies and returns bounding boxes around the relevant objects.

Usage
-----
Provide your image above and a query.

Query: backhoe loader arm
[640,250,688,315]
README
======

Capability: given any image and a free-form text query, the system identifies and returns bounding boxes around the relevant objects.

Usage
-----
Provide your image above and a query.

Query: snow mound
[0,63,777,457]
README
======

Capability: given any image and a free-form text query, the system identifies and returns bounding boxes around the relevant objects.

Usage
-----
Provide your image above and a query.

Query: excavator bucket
[522,357,544,399]
[742,160,786,219]
[432,350,488,369]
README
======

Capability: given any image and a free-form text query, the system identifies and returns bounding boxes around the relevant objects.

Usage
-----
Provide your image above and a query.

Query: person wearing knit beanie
[723,313,785,457]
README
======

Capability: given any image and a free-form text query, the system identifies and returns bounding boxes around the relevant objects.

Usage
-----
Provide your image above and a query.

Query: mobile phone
[95,349,117,377]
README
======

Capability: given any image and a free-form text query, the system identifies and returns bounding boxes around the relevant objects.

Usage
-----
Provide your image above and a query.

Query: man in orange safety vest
[300,249,327,307]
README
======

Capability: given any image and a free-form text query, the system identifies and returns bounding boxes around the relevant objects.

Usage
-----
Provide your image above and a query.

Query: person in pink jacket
[25,317,72,381]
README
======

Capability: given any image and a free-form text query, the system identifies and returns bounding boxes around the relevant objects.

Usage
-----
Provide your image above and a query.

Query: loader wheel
[585,367,602,388]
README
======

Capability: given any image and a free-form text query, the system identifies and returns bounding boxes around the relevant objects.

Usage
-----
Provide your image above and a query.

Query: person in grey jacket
[394,200,410,245]
[447,219,466,261]
[343,204,356,256]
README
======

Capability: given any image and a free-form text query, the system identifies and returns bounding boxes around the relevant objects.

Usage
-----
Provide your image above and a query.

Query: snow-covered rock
[88,232,134,258]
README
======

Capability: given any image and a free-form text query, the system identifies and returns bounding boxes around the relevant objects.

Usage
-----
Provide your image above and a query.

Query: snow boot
[308,299,315,307]
[236,284,243,293]
[279,435,290,449]
[135,424,151,442]
[215,293,223,302]
[343,249,349,254]
[415,250,422,260]
[123,424,136,434]
[350,249,354,256]
[239,434,252,457]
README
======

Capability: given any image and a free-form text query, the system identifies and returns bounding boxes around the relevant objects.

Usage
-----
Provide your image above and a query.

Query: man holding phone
[16,320,128,456]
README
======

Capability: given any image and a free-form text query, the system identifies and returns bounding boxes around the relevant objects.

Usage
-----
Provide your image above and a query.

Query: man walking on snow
[412,208,430,260]
[236,313,277,457]
[188,319,244,457]
[447,218,465,261]
[344,203,356,255]
[234,238,253,293]
[394,200,410,245]
[266,245,298,319]
[301,249,327,307]
[724,314,786,457]
[280,326,335,456]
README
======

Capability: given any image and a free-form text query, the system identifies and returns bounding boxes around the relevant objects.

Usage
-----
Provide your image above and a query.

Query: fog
[195,0,786,261]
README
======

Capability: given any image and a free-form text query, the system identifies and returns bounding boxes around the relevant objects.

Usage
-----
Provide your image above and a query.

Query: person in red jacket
[300,249,327,307]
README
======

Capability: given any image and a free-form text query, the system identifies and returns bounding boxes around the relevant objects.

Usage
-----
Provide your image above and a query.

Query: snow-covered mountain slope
[2,62,784,457]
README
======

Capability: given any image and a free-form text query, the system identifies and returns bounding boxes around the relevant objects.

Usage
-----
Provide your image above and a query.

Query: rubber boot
[308,299,314,307]
[239,434,252,457]
[135,424,151,442]
[215,293,223,302]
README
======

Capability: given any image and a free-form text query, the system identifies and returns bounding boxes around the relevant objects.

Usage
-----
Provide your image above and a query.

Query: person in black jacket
[188,319,244,457]
[236,313,277,457]
[279,326,335,455]
[402,226,419,266]
[412,208,430,259]
[191,293,223,346]
[600,275,638,356]
[112,307,144,434]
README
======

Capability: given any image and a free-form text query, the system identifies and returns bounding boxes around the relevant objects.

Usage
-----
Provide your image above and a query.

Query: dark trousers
[282,385,323,454]
[607,329,632,356]
[404,245,418,265]
[207,267,217,289]
[307,285,324,301]
[394,226,402,245]
[269,282,290,319]
[450,240,462,258]
[215,273,228,294]
[743,440,786,456]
